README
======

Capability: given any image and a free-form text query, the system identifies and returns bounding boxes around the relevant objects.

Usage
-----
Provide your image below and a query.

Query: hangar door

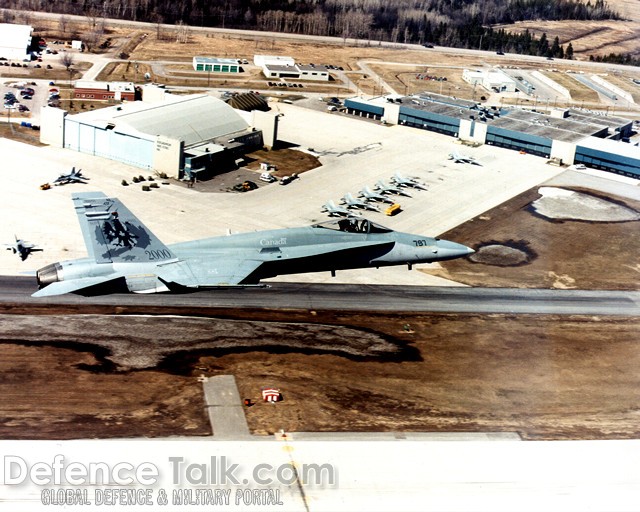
[64,121,154,170]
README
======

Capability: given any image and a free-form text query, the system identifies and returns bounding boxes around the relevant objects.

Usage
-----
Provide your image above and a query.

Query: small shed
[261,387,282,403]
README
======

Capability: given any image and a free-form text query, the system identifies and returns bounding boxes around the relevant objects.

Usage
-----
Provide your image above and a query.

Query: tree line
[1,0,624,61]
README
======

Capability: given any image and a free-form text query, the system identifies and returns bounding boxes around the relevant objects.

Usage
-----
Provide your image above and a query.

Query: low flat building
[462,69,516,93]
[254,54,329,81]
[262,63,329,81]
[253,55,295,67]
[192,57,241,73]
[73,81,137,101]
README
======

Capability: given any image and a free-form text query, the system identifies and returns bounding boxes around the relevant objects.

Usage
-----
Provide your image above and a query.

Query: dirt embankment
[434,187,640,290]
[0,307,639,440]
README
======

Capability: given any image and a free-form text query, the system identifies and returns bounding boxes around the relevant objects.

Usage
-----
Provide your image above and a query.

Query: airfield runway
[3,276,640,316]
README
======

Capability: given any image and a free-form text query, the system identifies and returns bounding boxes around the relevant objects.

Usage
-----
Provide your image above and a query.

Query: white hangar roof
[66,94,250,146]
[0,24,33,59]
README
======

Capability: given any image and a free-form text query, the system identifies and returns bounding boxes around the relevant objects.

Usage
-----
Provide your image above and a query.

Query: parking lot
[1,78,61,126]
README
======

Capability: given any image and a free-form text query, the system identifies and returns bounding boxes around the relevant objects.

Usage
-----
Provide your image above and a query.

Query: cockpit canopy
[311,218,392,234]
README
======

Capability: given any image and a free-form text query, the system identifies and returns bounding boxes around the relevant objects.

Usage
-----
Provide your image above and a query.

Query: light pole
[6,105,14,133]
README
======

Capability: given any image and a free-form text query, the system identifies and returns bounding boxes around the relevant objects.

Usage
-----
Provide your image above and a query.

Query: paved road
[2,276,639,316]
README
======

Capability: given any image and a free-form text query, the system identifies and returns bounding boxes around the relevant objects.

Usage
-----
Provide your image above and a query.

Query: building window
[222,65,229,72]
[214,65,221,72]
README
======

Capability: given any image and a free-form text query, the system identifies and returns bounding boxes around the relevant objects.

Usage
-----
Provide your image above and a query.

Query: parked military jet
[33,191,474,297]
[374,180,412,197]
[390,172,428,191]
[53,167,89,186]
[449,150,481,165]
[321,200,360,217]
[4,236,42,261]
[340,193,380,212]
[358,186,395,204]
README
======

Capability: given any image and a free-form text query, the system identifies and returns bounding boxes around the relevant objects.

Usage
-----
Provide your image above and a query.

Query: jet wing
[32,274,123,297]
[156,258,264,288]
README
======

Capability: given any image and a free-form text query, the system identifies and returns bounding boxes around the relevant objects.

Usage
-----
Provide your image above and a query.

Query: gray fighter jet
[340,193,380,212]
[449,150,481,166]
[53,167,89,186]
[374,180,412,197]
[33,191,474,297]
[4,235,42,261]
[321,200,361,217]
[358,186,395,204]
[390,172,429,191]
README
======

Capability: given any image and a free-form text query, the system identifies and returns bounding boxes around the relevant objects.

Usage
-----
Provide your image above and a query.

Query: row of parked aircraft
[321,172,429,217]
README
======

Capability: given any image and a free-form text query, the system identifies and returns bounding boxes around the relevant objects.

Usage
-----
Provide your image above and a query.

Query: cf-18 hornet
[358,186,395,204]
[34,192,474,297]
[4,236,42,261]
[374,180,412,197]
[340,193,380,212]
[320,200,360,217]
[449,150,481,165]
[390,172,429,191]
[53,167,90,186]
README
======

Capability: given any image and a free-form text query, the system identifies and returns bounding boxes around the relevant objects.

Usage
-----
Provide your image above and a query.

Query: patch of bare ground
[599,72,640,103]
[494,21,640,58]
[0,61,91,85]
[539,70,600,104]
[0,343,209,439]
[117,32,505,93]
[605,0,640,21]
[2,309,640,440]
[367,63,478,99]
[243,147,321,176]
[230,313,640,440]
[433,187,640,290]
[0,123,45,146]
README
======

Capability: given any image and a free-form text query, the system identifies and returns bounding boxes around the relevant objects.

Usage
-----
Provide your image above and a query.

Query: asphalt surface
[2,276,639,316]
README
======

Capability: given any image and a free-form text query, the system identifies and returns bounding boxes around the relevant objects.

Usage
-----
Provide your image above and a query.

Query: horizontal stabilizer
[32,275,122,297]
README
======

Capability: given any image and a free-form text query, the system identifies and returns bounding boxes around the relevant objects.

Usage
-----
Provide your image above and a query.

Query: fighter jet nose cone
[436,240,475,260]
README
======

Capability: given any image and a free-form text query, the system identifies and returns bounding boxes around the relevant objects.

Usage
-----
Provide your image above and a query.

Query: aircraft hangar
[0,23,33,61]
[41,94,273,179]
[345,94,639,178]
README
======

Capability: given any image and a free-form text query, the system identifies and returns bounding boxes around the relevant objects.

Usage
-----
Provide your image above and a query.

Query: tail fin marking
[72,192,176,264]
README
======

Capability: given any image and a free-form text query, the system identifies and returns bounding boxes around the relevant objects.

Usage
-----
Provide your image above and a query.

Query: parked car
[259,172,277,183]
[279,173,299,185]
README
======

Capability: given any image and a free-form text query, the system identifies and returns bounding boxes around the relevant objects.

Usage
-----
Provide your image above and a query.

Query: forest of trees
[0,0,625,61]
